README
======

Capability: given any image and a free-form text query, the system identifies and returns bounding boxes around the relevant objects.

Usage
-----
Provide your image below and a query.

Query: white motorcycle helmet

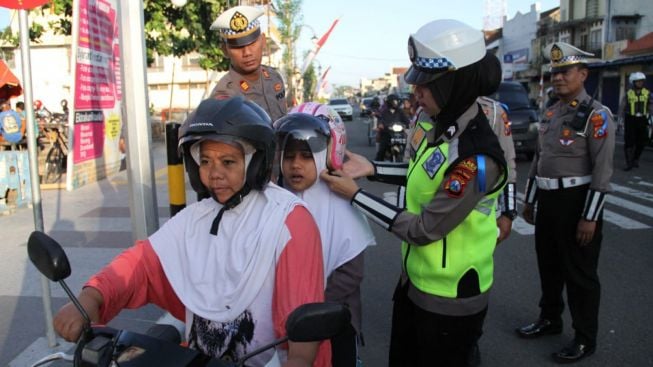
[404,19,486,85]
[629,72,646,85]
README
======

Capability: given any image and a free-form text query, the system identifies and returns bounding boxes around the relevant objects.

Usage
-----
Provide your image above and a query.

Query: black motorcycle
[28,231,350,367]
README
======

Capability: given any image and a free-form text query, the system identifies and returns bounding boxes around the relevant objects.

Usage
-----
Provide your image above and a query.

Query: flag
[300,18,340,75]
[315,66,331,95]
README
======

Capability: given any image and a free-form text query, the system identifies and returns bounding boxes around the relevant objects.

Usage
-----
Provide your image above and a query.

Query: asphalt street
[1,111,652,366]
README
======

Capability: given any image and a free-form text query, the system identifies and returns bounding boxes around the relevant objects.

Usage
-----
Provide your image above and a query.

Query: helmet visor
[279,128,328,155]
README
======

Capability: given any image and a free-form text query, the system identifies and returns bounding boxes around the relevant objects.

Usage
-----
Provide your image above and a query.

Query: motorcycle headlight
[391,124,404,132]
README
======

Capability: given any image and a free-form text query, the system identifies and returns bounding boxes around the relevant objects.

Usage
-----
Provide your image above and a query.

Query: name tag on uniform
[422,147,445,179]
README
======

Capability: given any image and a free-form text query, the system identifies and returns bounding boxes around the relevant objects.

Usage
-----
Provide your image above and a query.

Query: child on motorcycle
[53,97,330,367]
[274,103,376,366]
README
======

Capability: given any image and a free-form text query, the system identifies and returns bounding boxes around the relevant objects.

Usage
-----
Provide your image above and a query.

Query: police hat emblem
[407,37,417,63]
[550,44,563,63]
[229,11,249,32]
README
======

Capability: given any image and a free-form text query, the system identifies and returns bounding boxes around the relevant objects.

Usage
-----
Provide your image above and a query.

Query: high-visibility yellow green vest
[627,88,649,116]
[403,121,503,298]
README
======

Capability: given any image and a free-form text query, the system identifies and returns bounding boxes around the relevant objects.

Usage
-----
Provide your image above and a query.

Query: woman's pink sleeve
[272,205,330,366]
[85,240,185,324]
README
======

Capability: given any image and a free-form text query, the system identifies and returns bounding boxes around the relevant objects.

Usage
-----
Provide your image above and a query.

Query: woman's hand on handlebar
[53,287,103,342]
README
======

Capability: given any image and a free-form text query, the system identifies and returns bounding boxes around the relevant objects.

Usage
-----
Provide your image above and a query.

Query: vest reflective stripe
[627,89,649,116]
[402,121,501,298]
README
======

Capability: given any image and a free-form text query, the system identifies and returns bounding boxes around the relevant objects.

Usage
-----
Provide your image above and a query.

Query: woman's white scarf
[283,150,376,280]
[150,184,302,322]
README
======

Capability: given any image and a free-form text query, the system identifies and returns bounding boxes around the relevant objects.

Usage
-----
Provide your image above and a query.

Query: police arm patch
[444,158,478,198]
[591,111,609,139]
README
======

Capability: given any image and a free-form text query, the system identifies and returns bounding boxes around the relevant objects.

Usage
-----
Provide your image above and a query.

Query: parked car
[328,98,354,121]
[489,82,539,160]
[360,97,374,117]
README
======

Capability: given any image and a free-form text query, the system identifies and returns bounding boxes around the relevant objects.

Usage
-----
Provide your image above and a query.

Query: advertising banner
[70,0,124,188]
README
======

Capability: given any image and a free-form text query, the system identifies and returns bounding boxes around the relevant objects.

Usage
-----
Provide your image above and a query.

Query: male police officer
[618,72,652,170]
[210,5,287,122]
[477,97,518,241]
[517,42,615,364]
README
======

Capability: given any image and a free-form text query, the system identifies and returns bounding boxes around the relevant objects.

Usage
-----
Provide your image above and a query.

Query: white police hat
[404,19,486,85]
[210,6,264,47]
[544,42,594,72]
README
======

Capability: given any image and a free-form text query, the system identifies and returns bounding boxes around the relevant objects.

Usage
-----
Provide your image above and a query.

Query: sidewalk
[0,139,195,366]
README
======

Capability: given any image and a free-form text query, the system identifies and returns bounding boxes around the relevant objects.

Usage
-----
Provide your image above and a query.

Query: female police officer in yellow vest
[321,19,507,366]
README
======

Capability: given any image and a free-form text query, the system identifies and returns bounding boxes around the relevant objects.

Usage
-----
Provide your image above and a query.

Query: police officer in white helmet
[320,19,508,366]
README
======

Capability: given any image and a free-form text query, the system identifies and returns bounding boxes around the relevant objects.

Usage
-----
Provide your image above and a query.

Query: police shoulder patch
[444,158,477,198]
[591,110,609,139]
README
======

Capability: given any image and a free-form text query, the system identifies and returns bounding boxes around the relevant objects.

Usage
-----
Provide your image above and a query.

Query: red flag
[301,18,340,75]
[315,66,331,95]
[0,0,50,9]
[316,18,339,48]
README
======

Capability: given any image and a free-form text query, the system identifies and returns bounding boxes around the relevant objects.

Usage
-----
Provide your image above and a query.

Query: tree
[0,0,229,71]
[274,0,302,106]
[302,61,317,101]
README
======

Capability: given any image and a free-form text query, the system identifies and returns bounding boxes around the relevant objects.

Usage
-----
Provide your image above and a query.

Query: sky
[0,0,559,87]
[297,0,559,86]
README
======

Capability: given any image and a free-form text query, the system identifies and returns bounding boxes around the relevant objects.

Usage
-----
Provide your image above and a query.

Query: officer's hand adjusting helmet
[275,102,347,171]
[178,97,274,197]
[404,19,486,85]
[629,72,646,85]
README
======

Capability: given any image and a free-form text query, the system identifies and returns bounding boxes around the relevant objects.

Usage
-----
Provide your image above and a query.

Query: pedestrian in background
[209,5,287,122]
[618,72,652,171]
[320,19,508,366]
[518,42,615,364]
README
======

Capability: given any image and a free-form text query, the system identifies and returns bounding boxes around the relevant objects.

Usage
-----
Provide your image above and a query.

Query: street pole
[19,8,57,348]
[118,0,159,239]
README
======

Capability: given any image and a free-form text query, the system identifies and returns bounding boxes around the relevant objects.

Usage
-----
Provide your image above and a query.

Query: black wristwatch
[502,210,518,221]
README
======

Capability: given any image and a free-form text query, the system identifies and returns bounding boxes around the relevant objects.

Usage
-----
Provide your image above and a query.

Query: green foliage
[302,62,317,101]
[1,0,229,71]
[274,0,302,103]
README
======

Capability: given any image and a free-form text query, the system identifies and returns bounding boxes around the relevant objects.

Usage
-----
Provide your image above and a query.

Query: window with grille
[586,0,599,18]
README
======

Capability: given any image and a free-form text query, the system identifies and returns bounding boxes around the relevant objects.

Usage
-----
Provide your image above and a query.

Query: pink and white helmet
[284,102,347,170]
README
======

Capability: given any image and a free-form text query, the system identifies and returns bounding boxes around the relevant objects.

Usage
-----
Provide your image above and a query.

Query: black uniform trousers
[389,280,487,367]
[623,114,649,165]
[535,184,602,346]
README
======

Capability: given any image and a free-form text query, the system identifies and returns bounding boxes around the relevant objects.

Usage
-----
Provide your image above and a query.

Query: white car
[328,98,353,121]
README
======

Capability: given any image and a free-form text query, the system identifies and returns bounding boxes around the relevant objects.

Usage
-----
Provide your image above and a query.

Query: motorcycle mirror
[285,302,351,342]
[27,231,71,282]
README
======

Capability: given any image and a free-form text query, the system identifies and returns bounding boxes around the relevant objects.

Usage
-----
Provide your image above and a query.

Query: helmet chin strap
[209,184,252,235]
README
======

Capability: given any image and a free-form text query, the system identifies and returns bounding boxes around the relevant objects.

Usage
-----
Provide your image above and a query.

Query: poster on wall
[70,0,123,189]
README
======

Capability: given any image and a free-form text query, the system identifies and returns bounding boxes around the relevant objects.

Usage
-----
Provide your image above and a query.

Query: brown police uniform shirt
[211,65,287,122]
[528,89,615,193]
[478,96,517,184]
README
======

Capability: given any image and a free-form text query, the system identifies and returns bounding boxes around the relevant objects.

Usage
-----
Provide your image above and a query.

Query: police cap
[210,6,264,48]
[544,42,594,73]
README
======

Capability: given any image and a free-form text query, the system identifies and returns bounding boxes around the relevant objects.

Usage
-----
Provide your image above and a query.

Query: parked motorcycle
[27,231,350,367]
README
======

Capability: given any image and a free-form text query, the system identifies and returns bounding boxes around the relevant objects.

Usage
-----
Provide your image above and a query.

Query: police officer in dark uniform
[209,5,287,122]
[517,42,615,364]
[321,19,508,366]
